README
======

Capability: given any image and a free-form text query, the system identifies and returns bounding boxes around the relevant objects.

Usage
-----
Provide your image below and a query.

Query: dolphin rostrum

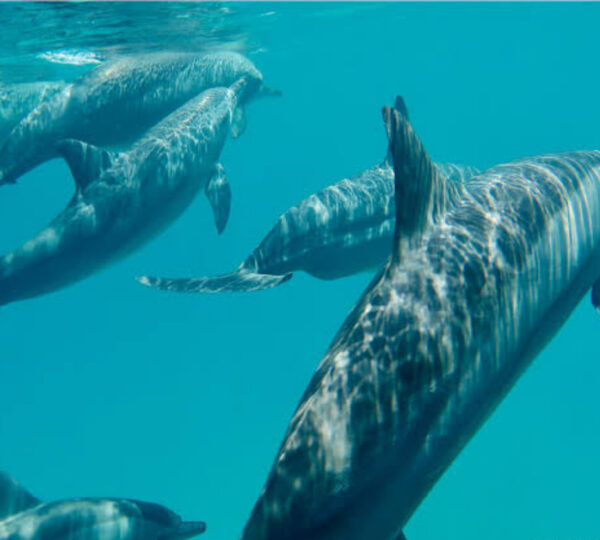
[0,51,275,186]
[137,130,477,294]
[0,471,206,540]
[237,98,600,540]
[0,81,246,306]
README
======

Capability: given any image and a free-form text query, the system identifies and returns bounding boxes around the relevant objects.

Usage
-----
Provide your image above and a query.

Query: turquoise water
[1,3,600,539]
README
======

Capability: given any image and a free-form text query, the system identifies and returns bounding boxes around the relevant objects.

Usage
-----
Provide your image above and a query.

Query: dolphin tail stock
[0,471,41,520]
[137,268,292,294]
[160,521,207,540]
[57,139,117,191]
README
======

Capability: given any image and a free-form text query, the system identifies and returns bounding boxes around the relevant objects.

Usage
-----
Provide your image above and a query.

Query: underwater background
[1,3,599,539]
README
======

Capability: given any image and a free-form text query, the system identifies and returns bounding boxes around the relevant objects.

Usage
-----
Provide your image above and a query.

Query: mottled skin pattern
[138,161,478,294]
[0,473,205,540]
[0,81,66,143]
[0,51,267,185]
[0,85,240,306]
[240,105,600,540]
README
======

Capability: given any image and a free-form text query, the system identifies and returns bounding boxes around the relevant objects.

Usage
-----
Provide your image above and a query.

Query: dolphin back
[0,472,40,520]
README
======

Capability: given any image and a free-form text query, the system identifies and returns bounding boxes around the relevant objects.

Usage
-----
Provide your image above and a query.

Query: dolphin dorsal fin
[382,96,442,262]
[57,139,114,191]
[0,472,41,520]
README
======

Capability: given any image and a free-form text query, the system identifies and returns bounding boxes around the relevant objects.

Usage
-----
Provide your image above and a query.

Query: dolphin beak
[171,521,207,539]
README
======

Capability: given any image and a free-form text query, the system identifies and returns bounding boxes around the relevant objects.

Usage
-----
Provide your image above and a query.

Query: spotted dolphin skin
[0,472,206,540]
[0,81,66,143]
[137,136,477,293]
[238,98,600,540]
[0,81,245,306]
[0,51,274,186]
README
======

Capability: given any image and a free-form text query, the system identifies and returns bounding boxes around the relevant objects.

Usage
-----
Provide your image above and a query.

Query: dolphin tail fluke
[162,521,206,540]
[0,471,41,520]
[137,269,292,294]
[205,163,231,234]
[57,139,116,191]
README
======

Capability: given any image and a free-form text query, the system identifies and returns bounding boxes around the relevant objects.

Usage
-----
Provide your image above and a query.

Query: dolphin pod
[0,81,245,306]
[0,51,275,186]
[0,471,206,540]
[137,159,478,294]
[236,98,600,540]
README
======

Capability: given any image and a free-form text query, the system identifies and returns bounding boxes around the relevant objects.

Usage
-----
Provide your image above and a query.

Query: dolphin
[0,81,66,143]
[0,51,275,186]
[237,98,600,540]
[0,81,245,306]
[0,471,206,540]
[137,143,477,293]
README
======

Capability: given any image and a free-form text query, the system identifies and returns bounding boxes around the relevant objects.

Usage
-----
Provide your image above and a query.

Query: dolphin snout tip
[175,521,206,539]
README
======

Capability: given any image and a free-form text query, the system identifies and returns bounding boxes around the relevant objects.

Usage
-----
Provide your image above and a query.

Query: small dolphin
[0,51,275,186]
[0,81,66,143]
[238,98,600,540]
[137,116,477,294]
[0,471,206,540]
[0,81,244,306]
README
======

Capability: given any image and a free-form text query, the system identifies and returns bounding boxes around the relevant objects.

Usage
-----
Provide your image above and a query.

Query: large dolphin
[237,98,600,540]
[0,471,206,540]
[0,81,245,306]
[0,51,274,186]
[137,155,477,293]
[0,81,66,143]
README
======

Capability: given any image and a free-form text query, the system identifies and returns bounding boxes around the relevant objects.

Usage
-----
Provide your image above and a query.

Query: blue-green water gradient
[1,4,599,540]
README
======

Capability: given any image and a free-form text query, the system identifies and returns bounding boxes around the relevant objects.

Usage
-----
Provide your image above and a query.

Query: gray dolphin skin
[0,51,272,186]
[137,159,477,294]
[0,81,66,143]
[0,81,244,306]
[238,98,600,540]
[0,472,206,540]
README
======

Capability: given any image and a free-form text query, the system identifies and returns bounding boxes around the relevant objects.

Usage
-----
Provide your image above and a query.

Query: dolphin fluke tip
[137,270,292,294]
[172,521,206,539]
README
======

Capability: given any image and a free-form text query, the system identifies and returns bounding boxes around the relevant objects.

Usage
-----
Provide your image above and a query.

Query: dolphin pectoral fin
[204,163,231,234]
[591,278,600,315]
[161,521,206,540]
[137,269,292,294]
[0,471,42,520]
[231,107,247,139]
[57,139,115,191]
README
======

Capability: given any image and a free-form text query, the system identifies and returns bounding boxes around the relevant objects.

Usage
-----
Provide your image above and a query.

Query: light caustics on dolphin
[0,471,206,540]
[0,81,247,307]
[137,131,478,294]
[0,50,277,186]
[237,98,600,540]
[0,81,66,144]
